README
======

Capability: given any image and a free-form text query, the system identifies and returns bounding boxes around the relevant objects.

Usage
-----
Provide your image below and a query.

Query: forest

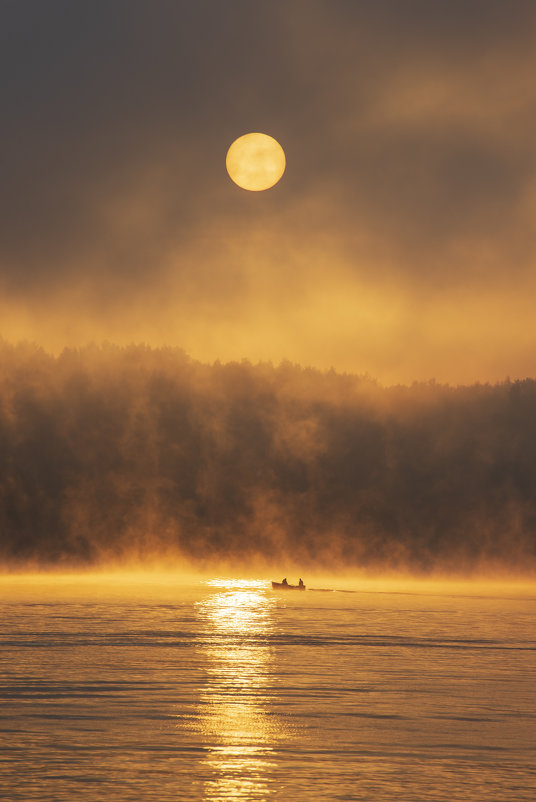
[1,340,535,574]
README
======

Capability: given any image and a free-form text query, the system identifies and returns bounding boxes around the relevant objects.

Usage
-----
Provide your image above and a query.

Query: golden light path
[226,133,286,191]
[194,579,281,801]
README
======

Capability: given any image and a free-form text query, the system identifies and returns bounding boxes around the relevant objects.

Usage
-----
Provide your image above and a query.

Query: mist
[1,340,534,575]
[3,3,536,384]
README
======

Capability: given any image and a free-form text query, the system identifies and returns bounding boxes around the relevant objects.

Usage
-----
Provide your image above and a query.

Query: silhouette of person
[282,578,288,585]
[298,578,304,588]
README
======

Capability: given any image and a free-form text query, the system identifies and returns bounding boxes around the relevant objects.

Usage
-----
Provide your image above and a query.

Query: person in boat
[282,578,288,585]
[298,578,304,588]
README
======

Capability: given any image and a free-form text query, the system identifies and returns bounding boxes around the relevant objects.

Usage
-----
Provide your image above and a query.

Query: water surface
[1,575,535,801]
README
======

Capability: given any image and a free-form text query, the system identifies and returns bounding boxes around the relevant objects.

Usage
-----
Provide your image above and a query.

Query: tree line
[1,340,535,574]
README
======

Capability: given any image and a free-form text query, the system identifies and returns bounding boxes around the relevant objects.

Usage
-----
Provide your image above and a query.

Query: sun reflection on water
[194,579,279,801]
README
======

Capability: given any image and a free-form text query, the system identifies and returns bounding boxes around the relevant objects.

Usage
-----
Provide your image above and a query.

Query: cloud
[2,2,536,384]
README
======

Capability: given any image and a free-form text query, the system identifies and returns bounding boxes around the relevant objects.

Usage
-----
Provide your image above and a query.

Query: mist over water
[1,341,536,574]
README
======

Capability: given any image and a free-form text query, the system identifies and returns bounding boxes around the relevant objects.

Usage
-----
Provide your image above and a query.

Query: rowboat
[271,580,306,591]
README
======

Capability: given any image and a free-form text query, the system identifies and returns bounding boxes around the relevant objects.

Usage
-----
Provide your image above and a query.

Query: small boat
[271,579,306,591]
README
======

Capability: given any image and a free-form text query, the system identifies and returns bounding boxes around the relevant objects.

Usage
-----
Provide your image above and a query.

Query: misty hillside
[1,341,535,573]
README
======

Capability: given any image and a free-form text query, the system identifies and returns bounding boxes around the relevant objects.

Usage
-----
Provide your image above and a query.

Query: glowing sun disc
[226,133,286,191]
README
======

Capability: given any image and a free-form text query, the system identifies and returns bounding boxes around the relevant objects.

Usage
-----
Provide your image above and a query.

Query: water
[1,575,535,801]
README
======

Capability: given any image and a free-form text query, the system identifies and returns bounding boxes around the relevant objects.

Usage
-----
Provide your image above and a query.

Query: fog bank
[1,341,535,574]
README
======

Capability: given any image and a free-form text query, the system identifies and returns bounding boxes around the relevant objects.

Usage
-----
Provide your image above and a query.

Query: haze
[0,342,535,576]
[3,2,536,384]
[2,3,536,578]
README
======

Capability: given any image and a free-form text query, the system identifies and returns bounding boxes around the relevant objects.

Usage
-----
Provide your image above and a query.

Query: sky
[2,0,536,385]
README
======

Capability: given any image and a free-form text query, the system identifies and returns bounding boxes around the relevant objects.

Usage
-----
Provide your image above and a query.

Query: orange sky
[2,1,536,385]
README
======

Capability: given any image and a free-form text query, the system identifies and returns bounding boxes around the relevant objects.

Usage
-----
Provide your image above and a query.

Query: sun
[226,133,286,191]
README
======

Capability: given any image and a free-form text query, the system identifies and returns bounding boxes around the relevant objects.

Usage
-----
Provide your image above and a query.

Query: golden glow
[1,572,534,600]
[193,579,280,800]
[4,14,536,391]
[226,133,286,191]
[5,245,536,385]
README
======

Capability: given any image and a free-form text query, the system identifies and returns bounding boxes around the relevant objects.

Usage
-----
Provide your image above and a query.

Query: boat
[271,579,306,591]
